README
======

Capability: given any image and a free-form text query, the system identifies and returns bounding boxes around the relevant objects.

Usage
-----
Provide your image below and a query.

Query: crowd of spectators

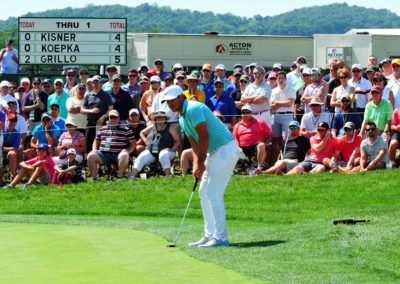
[0,37,399,188]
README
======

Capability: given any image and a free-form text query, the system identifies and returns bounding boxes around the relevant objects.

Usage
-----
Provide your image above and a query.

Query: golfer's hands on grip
[193,163,205,180]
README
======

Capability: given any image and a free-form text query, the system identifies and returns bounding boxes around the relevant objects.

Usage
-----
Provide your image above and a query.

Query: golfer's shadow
[230,240,286,248]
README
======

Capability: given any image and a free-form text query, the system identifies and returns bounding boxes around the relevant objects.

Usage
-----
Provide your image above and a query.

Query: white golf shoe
[189,236,210,247]
[198,238,229,248]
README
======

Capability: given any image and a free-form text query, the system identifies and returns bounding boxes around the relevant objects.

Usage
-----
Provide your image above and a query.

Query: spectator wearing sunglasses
[47,79,71,119]
[63,69,77,94]
[256,120,310,175]
[367,72,394,107]
[330,121,362,173]
[294,67,313,122]
[233,105,273,171]
[0,80,20,113]
[360,86,392,141]
[42,79,54,96]
[198,64,214,99]
[153,58,171,81]
[102,65,121,92]
[107,74,133,122]
[22,77,48,136]
[214,64,235,97]
[322,57,339,83]
[81,75,113,152]
[241,66,272,126]
[349,64,372,116]
[387,59,400,109]
[301,67,328,114]
[287,56,307,87]
[330,68,355,114]
[122,68,141,105]
[6,100,26,152]
[331,94,362,137]
[31,113,60,157]
[69,67,90,98]
[349,121,388,173]
[87,110,136,180]
[66,83,88,134]
[231,74,250,115]
[287,122,335,174]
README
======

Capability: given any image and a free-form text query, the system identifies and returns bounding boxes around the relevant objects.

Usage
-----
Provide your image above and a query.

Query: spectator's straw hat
[151,111,170,121]
[309,97,324,106]
[184,73,201,86]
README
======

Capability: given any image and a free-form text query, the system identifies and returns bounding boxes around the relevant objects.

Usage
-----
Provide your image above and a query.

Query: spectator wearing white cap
[47,79,71,119]
[386,59,400,110]
[349,64,371,116]
[126,108,146,156]
[0,80,20,113]
[102,65,121,92]
[301,67,328,114]
[0,39,18,74]
[300,97,331,138]
[379,58,394,81]
[241,66,272,126]
[172,63,184,75]
[140,76,162,124]
[214,64,235,96]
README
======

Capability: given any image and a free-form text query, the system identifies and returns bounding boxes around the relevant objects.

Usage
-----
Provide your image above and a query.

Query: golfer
[163,85,242,248]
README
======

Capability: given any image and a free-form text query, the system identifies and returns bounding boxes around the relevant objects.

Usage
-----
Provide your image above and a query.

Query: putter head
[166,244,177,248]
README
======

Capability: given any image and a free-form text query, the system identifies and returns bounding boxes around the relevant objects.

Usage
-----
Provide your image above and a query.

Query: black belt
[276,111,293,114]
[253,109,269,115]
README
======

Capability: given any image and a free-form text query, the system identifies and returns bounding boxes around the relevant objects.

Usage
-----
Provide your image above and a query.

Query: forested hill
[1,2,400,36]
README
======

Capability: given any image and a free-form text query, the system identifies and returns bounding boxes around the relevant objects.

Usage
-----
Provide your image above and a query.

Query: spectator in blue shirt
[214,64,235,97]
[31,113,60,156]
[153,58,171,81]
[206,79,237,127]
[49,103,66,146]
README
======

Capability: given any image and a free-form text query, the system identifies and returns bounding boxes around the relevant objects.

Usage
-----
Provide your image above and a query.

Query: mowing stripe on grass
[0,222,264,284]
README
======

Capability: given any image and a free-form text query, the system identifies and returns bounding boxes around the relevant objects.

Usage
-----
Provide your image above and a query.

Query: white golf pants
[133,149,175,171]
[199,140,239,241]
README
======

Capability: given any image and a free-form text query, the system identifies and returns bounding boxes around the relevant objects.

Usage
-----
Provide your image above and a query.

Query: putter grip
[192,178,198,192]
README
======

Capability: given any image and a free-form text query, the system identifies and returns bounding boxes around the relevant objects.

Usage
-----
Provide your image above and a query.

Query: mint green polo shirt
[365,99,393,131]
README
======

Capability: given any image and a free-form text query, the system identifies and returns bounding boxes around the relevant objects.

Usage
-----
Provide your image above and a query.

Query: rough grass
[1,169,399,283]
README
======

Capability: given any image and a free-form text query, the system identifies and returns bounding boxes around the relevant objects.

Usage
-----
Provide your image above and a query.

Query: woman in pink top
[6,144,55,189]
[54,119,86,165]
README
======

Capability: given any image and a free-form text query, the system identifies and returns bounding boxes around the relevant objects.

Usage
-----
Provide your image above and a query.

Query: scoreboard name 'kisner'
[41,33,76,41]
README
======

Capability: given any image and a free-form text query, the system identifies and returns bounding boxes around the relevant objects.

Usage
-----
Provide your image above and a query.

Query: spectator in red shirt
[287,122,336,174]
[233,105,273,171]
[330,121,362,172]
[388,106,400,168]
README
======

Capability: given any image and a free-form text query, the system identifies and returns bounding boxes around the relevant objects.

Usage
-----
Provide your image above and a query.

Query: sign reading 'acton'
[18,17,127,65]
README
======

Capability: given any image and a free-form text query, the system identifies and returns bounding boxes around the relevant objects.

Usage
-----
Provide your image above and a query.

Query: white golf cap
[273,63,282,70]
[54,78,64,85]
[241,105,252,112]
[129,108,140,116]
[161,85,184,103]
[173,63,183,70]
[66,148,77,156]
[0,80,10,88]
[150,76,161,83]
[21,77,30,84]
[302,67,312,75]
[215,64,226,71]
[351,63,363,70]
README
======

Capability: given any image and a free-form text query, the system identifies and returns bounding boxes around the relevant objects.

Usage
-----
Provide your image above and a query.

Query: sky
[2,0,399,21]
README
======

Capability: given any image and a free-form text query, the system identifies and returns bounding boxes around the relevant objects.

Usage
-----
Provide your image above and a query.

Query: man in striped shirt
[87,110,136,180]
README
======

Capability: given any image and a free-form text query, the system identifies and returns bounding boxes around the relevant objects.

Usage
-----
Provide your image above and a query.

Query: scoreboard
[18,17,127,65]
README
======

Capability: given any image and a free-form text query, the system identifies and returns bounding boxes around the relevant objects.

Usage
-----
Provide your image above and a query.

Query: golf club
[167,177,199,248]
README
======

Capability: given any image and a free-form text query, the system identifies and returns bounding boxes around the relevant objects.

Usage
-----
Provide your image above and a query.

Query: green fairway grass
[1,170,400,282]
[0,222,261,284]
